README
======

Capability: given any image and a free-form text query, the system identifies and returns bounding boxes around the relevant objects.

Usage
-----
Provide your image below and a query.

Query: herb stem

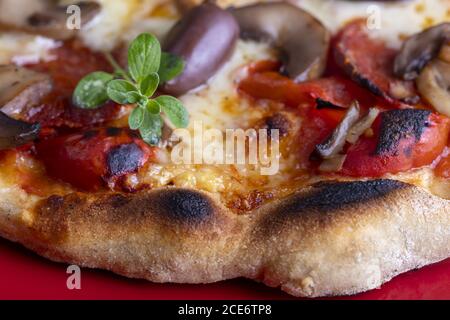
[103,52,132,82]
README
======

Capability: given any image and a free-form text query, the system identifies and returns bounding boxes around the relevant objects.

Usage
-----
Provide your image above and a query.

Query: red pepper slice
[36,128,155,191]
[238,60,381,109]
[342,112,450,177]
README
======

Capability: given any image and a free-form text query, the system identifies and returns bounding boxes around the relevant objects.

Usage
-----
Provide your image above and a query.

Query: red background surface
[0,237,448,300]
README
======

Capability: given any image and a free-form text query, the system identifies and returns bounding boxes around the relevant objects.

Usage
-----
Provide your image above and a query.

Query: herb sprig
[73,33,188,145]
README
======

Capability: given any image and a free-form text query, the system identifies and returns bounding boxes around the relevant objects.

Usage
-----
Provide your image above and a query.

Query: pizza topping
[238,61,379,109]
[0,65,53,117]
[24,40,123,128]
[334,19,417,104]
[318,154,347,173]
[107,143,145,177]
[232,2,330,82]
[35,128,155,191]
[394,23,449,80]
[73,34,189,145]
[314,101,360,159]
[346,107,380,144]
[416,56,450,117]
[162,1,239,96]
[0,111,40,150]
[260,113,291,138]
[375,109,432,155]
[0,0,100,40]
[342,110,450,177]
[439,43,450,63]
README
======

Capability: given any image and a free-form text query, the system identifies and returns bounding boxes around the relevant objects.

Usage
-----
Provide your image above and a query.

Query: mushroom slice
[319,154,347,173]
[394,23,450,81]
[0,65,53,117]
[231,2,330,82]
[346,108,380,144]
[416,59,450,117]
[314,101,361,159]
[0,111,40,150]
[439,43,450,63]
[0,0,101,40]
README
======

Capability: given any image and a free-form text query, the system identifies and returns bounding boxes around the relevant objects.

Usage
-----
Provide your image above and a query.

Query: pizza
[0,0,449,298]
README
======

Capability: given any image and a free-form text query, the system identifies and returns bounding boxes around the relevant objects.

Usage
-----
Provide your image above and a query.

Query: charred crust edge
[273,179,407,217]
[34,188,216,241]
[150,189,215,223]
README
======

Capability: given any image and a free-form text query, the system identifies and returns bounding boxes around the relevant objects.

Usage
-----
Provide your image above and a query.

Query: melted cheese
[0,34,60,65]
[297,0,450,48]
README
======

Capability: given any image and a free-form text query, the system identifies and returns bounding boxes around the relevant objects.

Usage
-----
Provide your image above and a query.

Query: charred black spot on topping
[106,127,122,137]
[263,113,290,137]
[107,143,143,176]
[375,109,431,155]
[276,179,405,216]
[83,130,98,139]
[28,13,54,27]
[129,130,141,139]
[152,189,214,222]
[351,72,385,98]
[316,98,345,110]
[404,144,413,157]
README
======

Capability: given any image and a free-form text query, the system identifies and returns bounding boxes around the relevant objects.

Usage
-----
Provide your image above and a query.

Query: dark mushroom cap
[0,65,53,117]
[231,2,330,82]
[0,111,40,150]
[315,101,361,159]
[416,56,450,117]
[394,23,450,81]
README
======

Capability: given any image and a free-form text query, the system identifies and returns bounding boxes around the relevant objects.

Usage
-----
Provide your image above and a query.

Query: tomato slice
[36,128,155,191]
[342,112,450,177]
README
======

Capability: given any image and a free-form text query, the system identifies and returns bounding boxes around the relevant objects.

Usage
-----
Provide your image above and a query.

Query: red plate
[0,237,448,300]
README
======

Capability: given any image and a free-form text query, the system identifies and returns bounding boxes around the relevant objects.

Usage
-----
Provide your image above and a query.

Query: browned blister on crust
[0,180,449,297]
[244,180,449,296]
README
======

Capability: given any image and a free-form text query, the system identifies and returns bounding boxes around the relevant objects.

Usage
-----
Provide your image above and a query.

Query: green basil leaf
[128,33,161,83]
[139,110,163,145]
[138,95,149,108]
[106,79,137,104]
[126,91,142,104]
[140,72,159,97]
[128,107,145,130]
[146,99,161,114]
[158,52,185,83]
[73,71,114,109]
[155,95,189,128]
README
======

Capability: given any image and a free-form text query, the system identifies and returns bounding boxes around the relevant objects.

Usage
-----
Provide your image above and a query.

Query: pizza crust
[0,180,448,297]
[0,0,448,299]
